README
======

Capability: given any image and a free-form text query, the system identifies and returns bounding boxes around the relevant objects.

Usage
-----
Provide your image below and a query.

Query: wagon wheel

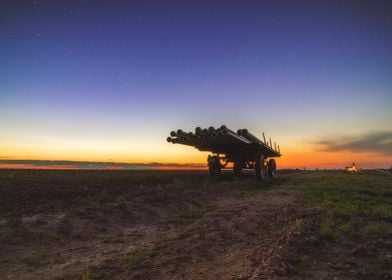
[255,154,266,180]
[208,156,221,178]
[233,161,243,176]
[267,158,277,178]
[208,164,221,178]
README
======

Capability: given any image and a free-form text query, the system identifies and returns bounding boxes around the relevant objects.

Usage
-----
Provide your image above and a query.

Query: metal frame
[207,153,276,179]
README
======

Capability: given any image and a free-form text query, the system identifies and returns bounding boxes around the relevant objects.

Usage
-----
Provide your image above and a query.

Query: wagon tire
[209,164,221,178]
[233,161,243,176]
[208,156,221,178]
[267,158,277,178]
[255,154,266,180]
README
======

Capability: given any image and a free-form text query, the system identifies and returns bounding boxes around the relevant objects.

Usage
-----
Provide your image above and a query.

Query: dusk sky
[1,1,391,168]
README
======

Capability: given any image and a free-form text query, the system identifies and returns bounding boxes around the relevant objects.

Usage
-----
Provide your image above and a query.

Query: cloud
[316,131,392,155]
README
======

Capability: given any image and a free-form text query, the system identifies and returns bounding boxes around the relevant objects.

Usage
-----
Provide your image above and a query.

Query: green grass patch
[234,177,286,199]
[294,217,303,228]
[339,221,354,234]
[235,188,261,199]
[286,171,392,238]
[81,266,91,280]
[123,247,156,266]
[175,204,218,225]
[319,219,336,240]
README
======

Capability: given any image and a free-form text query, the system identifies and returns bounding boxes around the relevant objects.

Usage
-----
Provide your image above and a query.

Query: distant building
[345,162,358,173]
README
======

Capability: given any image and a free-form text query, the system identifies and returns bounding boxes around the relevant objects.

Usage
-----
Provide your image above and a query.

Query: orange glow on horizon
[277,148,391,169]
[0,164,80,170]
[1,139,391,169]
[0,163,207,170]
[157,165,207,170]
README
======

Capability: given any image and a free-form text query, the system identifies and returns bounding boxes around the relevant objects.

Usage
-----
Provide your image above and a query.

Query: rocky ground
[0,170,390,279]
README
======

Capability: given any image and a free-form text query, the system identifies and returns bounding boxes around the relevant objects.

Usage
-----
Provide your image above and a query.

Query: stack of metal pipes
[167,125,280,154]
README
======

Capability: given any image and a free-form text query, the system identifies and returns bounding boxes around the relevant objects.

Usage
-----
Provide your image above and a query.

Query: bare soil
[0,170,390,279]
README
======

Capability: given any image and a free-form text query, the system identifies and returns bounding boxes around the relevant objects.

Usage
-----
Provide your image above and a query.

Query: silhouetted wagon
[167,125,281,179]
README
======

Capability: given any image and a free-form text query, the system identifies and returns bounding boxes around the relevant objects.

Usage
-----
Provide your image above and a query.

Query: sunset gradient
[1,1,391,169]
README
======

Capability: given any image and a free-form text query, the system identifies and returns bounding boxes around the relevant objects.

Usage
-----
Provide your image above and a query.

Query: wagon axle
[207,154,277,179]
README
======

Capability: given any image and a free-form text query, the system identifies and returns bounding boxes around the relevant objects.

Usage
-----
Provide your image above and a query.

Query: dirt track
[124,190,317,280]
[0,170,390,279]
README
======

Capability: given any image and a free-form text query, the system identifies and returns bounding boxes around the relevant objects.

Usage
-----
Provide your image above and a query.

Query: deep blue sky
[1,1,391,167]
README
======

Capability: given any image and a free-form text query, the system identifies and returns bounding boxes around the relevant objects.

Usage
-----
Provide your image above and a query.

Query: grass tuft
[81,265,90,280]
[319,219,336,240]
[339,222,354,234]
[294,217,302,228]
[175,204,218,225]
[123,248,156,265]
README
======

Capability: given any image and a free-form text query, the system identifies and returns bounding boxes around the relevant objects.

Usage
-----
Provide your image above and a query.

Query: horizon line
[0,159,390,171]
[0,159,206,170]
